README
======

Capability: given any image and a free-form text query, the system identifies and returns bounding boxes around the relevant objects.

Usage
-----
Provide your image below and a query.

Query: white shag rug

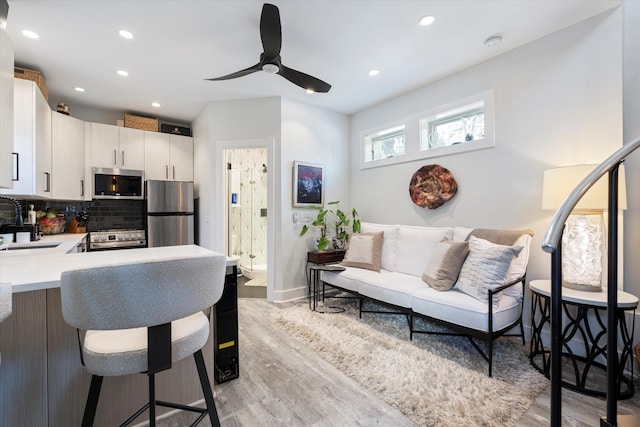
[269,299,548,427]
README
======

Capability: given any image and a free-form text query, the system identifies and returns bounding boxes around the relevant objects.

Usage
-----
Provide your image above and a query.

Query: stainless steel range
[88,229,147,251]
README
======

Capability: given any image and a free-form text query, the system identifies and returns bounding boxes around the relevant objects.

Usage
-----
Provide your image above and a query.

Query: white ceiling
[5,0,620,124]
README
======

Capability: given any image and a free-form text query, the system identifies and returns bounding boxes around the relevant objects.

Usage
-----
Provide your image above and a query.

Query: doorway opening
[225,147,268,299]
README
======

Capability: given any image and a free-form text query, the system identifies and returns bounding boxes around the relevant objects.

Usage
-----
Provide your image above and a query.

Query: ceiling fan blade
[206,63,262,81]
[260,3,281,59]
[278,65,331,93]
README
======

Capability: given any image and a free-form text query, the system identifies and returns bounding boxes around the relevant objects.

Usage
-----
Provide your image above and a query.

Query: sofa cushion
[322,268,423,308]
[454,236,524,305]
[356,271,426,308]
[411,286,521,333]
[452,227,473,242]
[395,226,453,277]
[341,232,384,272]
[360,222,398,271]
[320,267,363,293]
[421,239,469,291]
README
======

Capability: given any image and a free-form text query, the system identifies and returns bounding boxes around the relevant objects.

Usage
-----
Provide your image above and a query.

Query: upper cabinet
[51,113,87,200]
[90,123,144,170]
[0,27,14,189]
[145,132,193,181]
[1,78,52,198]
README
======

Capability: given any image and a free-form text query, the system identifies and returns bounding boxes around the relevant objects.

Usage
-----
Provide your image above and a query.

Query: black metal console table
[529,279,638,399]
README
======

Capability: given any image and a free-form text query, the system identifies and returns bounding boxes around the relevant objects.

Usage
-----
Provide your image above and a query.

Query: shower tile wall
[228,148,267,270]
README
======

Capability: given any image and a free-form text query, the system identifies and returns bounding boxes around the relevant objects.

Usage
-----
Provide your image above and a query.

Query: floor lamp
[542,164,627,292]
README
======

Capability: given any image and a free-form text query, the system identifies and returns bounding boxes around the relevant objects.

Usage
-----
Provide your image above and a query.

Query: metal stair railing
[542,136,640,427]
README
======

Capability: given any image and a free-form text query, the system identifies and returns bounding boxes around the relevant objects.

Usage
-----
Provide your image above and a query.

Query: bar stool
[0,283,11,366]
[60,255,226,427]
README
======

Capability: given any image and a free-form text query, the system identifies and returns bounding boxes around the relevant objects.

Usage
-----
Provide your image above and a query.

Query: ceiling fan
[206,3,331,93]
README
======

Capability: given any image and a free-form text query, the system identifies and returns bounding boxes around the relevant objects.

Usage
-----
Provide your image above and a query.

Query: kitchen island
[0,235,234,427]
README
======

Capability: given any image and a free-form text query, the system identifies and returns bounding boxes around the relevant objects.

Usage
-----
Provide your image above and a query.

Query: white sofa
[320,222,533,376]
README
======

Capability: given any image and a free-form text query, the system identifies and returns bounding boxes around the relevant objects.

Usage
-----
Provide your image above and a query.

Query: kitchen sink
[2,242,62,251]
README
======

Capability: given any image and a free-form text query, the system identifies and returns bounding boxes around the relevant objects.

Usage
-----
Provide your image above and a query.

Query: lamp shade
[542,164,627,211]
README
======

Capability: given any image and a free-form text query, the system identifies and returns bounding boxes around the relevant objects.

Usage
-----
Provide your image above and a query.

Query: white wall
[623,2,640,297]
[350,9,623,290]
[622,2,640,349]
[281,98,350,301]
[192,97,281,301]
[193,96,349,302]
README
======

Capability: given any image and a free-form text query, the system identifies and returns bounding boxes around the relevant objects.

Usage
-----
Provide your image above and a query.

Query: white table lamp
[542,164,626,291]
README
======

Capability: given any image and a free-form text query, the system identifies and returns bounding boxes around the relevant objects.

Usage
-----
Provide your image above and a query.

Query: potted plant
[299,201,360,251]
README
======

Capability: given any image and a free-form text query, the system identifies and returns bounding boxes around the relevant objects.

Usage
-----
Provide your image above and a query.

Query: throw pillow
[341,232,384,272]
[454,236,524,305]
[421,238,469,291]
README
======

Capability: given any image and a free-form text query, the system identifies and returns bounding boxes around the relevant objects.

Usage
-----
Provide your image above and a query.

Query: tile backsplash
[0,198,145,231]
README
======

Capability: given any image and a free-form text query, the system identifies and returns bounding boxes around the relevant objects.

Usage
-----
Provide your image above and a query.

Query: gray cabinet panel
[0,290,48,426]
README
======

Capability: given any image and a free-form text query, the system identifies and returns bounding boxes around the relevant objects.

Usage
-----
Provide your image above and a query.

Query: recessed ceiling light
[74,87,86,92]
[305,89,315,94]
[119,29,134,39]
[151,102,161,108]
[368,69,380,77]
[117,70,129,77]
[484,35,503,48]
[418,15,435,27]
[22,29,40,39]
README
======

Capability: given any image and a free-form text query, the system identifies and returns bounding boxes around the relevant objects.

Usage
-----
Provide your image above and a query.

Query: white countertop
[0,233,236,293]
[529,279,639,308]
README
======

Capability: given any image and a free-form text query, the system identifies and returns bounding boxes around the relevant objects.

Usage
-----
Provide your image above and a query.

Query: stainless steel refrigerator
[146,180,194,247]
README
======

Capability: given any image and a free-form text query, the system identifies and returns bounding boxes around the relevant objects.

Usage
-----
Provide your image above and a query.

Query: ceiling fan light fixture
[306,89,314,94]
[262,63,280,74]
[207,4,330,93]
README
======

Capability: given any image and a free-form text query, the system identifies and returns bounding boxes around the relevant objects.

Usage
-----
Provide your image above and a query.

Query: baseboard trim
[272,285,307,303]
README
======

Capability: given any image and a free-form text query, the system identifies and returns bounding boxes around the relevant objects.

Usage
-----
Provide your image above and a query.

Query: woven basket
[124,113,158,132]
[14,66,48,101]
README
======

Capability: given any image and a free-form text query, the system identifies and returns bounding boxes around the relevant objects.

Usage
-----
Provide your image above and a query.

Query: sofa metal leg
[409,314,414,341]
[488,339,493,377]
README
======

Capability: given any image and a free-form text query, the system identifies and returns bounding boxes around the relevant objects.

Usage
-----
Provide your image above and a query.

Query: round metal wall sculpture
[409,164,458,209]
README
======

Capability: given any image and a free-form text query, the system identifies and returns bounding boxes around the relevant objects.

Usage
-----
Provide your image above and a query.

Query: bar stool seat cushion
[82,312,209,377]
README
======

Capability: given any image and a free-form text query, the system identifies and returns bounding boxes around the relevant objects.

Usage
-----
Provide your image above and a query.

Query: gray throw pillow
[422,238,469,291]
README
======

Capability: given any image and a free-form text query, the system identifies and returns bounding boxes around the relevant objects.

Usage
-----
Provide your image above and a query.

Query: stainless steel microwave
[92,167,144,200]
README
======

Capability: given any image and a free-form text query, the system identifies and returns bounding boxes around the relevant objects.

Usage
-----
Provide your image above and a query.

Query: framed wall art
[293,161,324,208]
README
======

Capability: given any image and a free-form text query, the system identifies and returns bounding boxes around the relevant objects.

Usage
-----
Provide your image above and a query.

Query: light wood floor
[163,298,640,426]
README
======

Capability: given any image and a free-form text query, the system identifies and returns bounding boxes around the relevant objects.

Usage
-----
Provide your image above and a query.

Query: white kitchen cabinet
[144,132,193,181]
[118,127,145,170]
[0,26,14,189]
[90,122,144,170]
[51,113,87,200]
[1,78,52,198]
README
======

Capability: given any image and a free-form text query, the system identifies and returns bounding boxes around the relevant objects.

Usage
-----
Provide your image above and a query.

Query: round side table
[529,279,638,399]
[308,264,345,312]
